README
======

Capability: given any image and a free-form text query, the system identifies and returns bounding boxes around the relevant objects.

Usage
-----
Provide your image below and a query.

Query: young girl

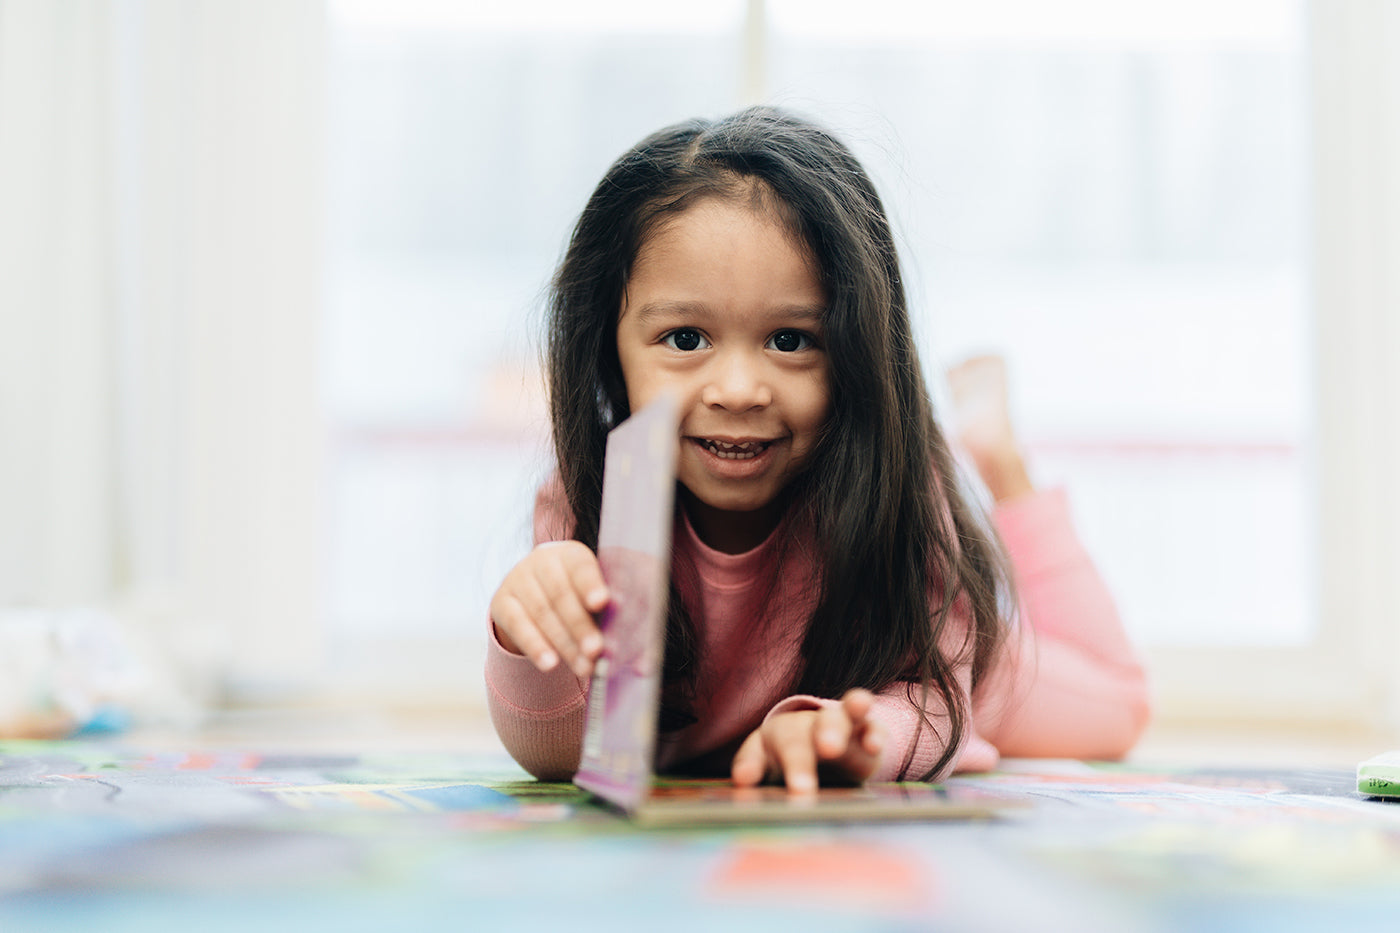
[487,107,1149,792]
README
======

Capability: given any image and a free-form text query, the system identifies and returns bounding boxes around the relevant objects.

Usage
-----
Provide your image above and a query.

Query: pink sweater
[486,481,1150,782]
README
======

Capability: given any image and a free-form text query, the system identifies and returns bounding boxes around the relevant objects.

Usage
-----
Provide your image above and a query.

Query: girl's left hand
[730,688,886,793]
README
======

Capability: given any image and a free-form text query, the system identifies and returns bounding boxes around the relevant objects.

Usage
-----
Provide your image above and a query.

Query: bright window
[324,1,748,689]
[323,1,1310,699]
[762,1,1308,648]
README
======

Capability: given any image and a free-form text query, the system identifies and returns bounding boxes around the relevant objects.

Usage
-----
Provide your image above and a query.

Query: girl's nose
[700,352,772,411]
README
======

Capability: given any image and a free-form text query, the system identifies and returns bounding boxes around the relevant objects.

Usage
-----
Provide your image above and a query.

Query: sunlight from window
[322,0,1310,684]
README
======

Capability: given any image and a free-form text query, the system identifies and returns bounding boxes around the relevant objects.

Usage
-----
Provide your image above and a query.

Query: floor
[3,711,1399,933]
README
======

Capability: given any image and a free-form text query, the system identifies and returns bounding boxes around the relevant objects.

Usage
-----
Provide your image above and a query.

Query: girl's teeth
[704,440,762,460]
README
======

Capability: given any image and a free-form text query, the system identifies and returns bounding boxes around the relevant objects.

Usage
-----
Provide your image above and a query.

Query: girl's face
[616,196,831,554]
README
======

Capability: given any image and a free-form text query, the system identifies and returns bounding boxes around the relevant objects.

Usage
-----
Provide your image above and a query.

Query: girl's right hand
[489,541,610,677]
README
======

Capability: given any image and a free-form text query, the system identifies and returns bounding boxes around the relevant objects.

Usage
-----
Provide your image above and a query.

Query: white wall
[0,0,326,706]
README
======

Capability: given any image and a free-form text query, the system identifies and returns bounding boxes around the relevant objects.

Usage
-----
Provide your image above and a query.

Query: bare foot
[946,355,1033,503]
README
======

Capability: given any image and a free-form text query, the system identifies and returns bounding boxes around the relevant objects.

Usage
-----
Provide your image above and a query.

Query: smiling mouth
[697,438,771,460]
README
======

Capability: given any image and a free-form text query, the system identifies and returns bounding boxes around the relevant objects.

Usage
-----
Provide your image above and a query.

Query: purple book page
[573,396,679,811]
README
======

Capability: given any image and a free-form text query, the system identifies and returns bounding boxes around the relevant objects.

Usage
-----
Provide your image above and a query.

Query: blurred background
[2,0,1398,745]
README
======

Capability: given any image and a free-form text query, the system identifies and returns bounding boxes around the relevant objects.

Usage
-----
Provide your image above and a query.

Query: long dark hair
[546,107,1014,779]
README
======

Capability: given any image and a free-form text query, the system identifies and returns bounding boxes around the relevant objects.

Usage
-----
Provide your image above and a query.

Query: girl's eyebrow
[772,305,826,325]
[630,300,826,324]
[630,299,707,322]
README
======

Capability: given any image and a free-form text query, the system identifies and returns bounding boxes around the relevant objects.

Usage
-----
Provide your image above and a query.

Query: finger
[840,689,885,760]
[731,730,768,787]
[858,716,887,759]
[538,541,611,609]
[562,547,612,616]
[564,563,608,658]
[537,544,609,657]
[841,688,875,722]
[486,595,525,655]
[533,560,604,670]
[490,596,560,672]
[515,571,596,672]
[813,702,854,760]
[771,719,819,794]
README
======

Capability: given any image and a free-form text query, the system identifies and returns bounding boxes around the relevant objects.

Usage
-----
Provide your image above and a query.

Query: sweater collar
[674,505,784,590]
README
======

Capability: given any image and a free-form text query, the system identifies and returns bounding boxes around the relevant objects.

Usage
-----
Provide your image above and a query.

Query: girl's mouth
[697,438,771,460]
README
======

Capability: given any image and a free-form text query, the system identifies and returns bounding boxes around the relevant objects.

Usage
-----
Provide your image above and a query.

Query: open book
[572,396,1024,826]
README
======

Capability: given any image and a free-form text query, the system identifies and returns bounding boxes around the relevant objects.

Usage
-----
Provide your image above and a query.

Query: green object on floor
[1357,750,1400,798]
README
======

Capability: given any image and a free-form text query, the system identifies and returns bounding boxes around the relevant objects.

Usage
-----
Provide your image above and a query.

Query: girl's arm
[484,478,594,781]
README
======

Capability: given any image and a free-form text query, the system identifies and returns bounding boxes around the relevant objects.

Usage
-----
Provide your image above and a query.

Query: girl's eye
[768,330,815,353]
[662,328,709,352]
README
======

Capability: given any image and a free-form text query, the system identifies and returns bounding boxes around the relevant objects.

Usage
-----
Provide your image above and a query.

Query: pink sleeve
[483,475,589,781]
[975,488,1151,759]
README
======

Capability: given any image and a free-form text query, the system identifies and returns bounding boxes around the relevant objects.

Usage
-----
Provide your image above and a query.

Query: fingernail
[587,588,609,607]
[821,728,842,748]
[790,774,816,793]
[538,650,559,671]
[580,633,602,656]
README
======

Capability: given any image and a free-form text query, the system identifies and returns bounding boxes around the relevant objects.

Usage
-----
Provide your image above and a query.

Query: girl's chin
[677,481,788,522]
[677,492,787,552]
